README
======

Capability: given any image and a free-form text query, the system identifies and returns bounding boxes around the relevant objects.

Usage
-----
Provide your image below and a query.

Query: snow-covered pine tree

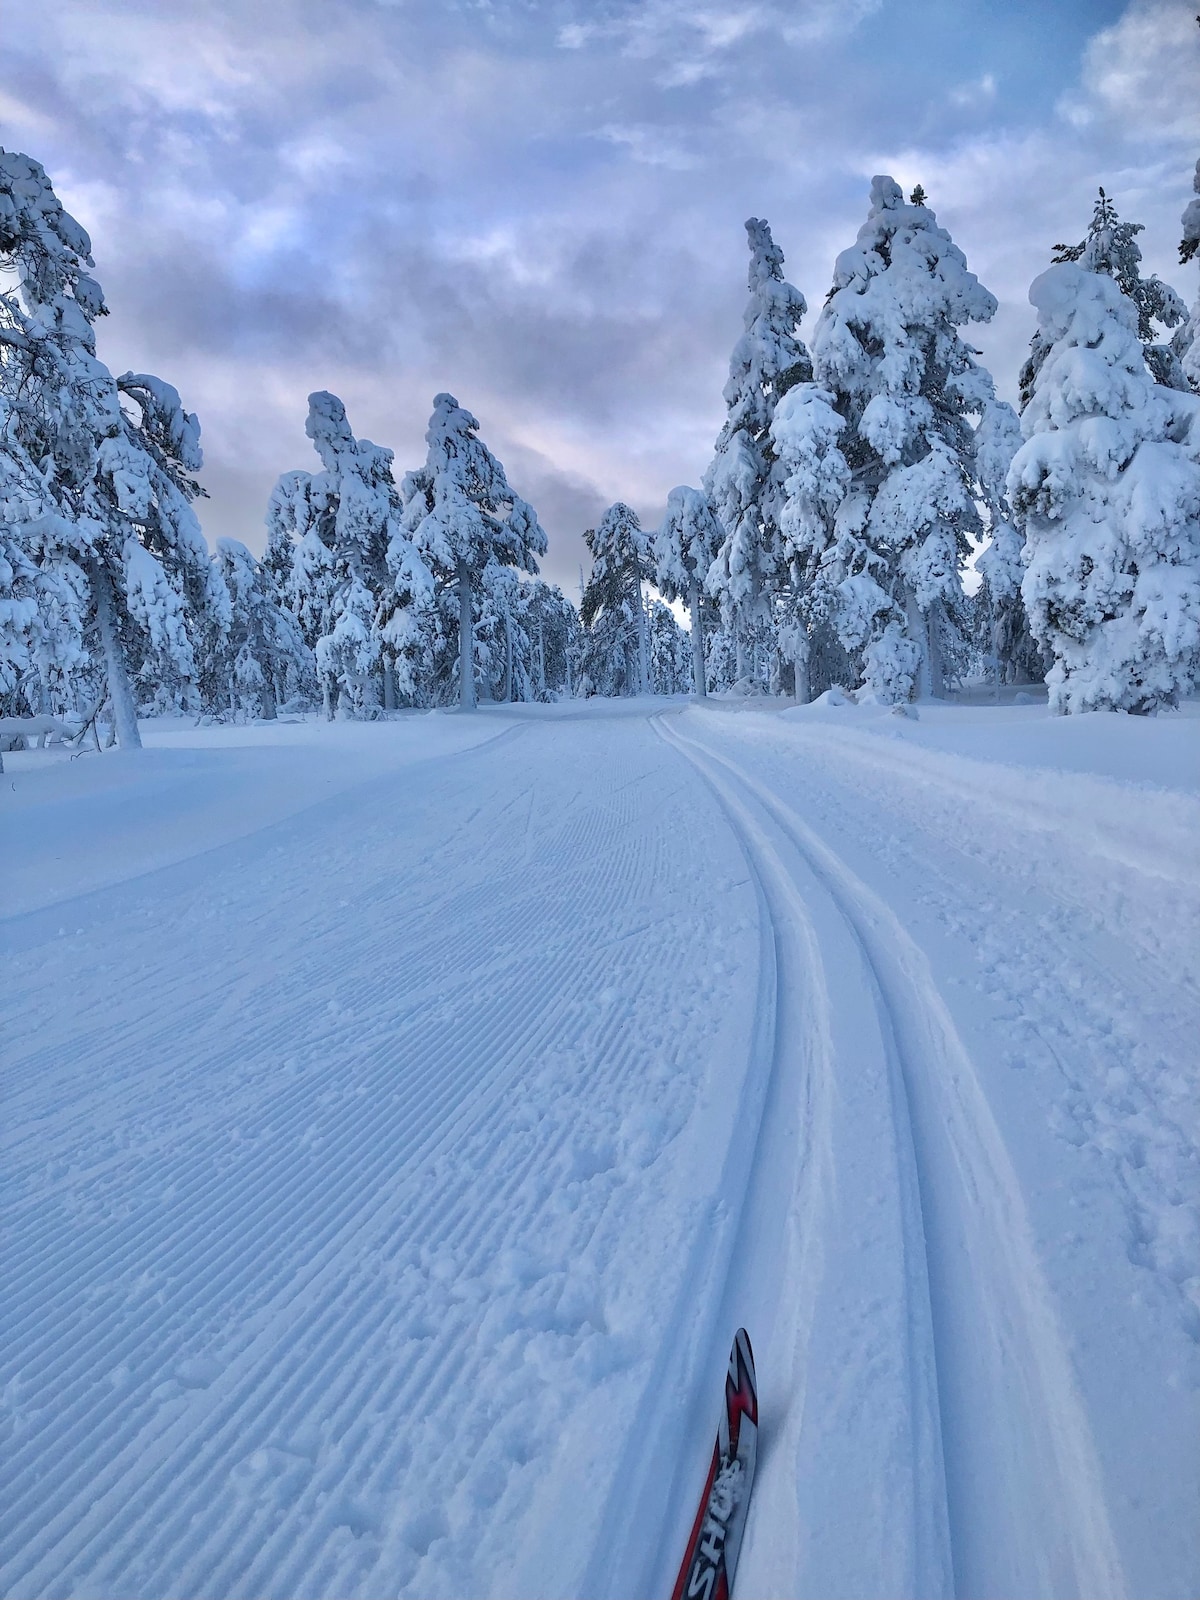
[265,467,340,711]
[974,397,1045,685]
[216,538,316,717]
[704,619,738,693]
[654,485,724,696]
[0,403,91,726]
[0,152,102,734]
[111,373,232,716]
[475,563,524,702]
[523,579,580,699]
[579,603,630,697]
[1008,262,1200,713]
[772,176,999,703]
[1020,187,1191,399]
[0,520,39,743]
[1183,159,1200,270]
[287,529,339,691]
[0,150,229,744]
[263,471,309,602]
[705,218,811,683]
[580,502,652,696]
[647,598,690,693]
[266,392,431,717]
[401,393,545,710]
[469,569,581,703]
[1176,158,1200,392]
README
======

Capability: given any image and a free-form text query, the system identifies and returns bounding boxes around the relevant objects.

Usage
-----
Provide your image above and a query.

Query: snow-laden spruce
[265,392,432,717]
[0,150,229,744]
[705,218,811,684]
[655,486,724,696]
[216,539,316,718]
[401,393,546,710]
[0,152,99,738]
[0,430,89,756]
[1177,158,1200,392]
[1009,263,1200,714]
[468,565,579,703]
[647,597,691,693]
[581,502,653,697]
[974,398,1045,685]
[772,177,999,702]
[524,579,582,700]
[1022,188,1191,402]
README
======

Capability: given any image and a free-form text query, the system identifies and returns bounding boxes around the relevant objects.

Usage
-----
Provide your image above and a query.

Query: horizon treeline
[2,148,1198,752]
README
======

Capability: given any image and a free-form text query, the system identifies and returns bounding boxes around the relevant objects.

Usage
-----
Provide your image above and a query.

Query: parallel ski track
[576,727,785,1600]
[722,718,1198,1012]
[652,714,951,1600]
[3,720,745,1598]
[707,713,1200,1366]
[656,714,1126,1600]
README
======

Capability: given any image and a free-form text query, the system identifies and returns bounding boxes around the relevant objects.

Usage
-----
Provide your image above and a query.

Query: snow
[2,699,1198,1600]
[0,714,509,918]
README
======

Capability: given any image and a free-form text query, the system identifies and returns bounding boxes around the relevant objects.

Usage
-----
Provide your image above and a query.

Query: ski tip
[725,1328,758,1433]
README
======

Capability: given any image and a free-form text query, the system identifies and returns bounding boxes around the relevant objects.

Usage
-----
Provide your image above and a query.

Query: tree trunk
[735,631,748,683]
[382,662,397,712]
[785,620,812,704]
[635,578,650,695]
[926,601,946,698]
[91,559,142,750]
[503,610,514,702]
[688,581,706,698]
[794,642,811,705]
[905,592,932,700]
[458,559,475,710]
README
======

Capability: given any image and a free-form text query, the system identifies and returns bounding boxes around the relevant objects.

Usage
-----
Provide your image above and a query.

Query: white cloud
[949,72,997,109]
[555,0,876,71]
[55,10,256,122]
[1059,0,1200,139]
[594,123,699,170]
[0,88,59,140]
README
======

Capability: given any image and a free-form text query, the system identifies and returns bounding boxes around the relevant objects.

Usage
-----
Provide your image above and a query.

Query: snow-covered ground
[2,698,1197,1600]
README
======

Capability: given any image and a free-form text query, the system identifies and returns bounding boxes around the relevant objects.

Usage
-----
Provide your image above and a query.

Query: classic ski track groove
[726,720,1197,1011]
[576,726,784,1600]
[704,712,1200,1363]
[653,714,952,1600]
[117,1001,651,1596]
[664,714,1127,1600]
[4,970,578,1563]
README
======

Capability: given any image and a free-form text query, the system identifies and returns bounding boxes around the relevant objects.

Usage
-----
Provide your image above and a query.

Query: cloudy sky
[6,0,1200,592]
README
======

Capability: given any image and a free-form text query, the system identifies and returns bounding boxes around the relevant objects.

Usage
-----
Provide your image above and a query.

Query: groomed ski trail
[3,701,1191,1599]
[647,714,951,1600]
[1,716,766,1600]
[656,712,1126,1600]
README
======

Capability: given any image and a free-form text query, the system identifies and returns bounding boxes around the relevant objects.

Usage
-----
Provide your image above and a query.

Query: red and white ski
[670,1328,758,1600]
